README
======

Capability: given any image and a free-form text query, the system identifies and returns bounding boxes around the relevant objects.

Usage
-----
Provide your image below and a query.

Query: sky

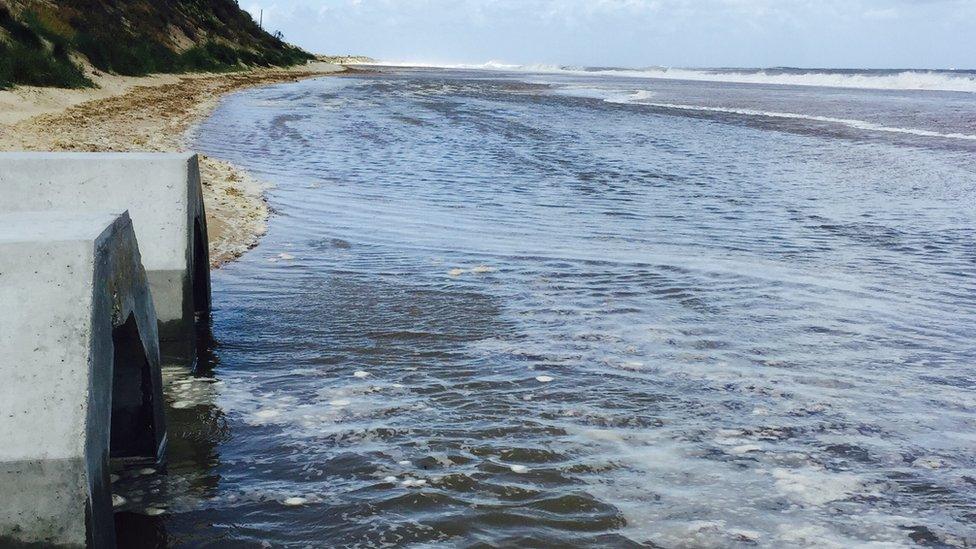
[244,0,975,69]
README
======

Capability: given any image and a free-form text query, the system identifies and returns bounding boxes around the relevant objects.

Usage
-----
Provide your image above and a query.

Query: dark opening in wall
[110,314,157,459]
[192,218,211,317]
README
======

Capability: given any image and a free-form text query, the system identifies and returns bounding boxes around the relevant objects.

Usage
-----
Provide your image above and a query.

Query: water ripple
[129,68,976,547]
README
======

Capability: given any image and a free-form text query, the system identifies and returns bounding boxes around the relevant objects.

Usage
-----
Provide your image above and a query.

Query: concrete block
[0,211,166,548]
[0,152,211,362]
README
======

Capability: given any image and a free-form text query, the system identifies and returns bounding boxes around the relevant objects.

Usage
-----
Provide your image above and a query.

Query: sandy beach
[0,61,346,266]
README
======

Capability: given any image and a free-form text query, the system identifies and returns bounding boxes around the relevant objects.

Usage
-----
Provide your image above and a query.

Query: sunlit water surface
[117,67,976,547]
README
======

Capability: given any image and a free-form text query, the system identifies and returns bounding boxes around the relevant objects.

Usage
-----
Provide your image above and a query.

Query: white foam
[914,456,949,469]
[552,86,657,105]
[603,90,656,104]
[628,90,655,101]
[770,467,863,506]
[728,444,762,455]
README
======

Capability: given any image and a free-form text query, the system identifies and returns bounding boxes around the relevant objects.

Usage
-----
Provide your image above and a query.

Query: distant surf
[367,61,976,93]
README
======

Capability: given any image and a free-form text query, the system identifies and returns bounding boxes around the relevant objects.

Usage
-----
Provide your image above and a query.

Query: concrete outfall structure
[0,211,166,548]
[0,152,211,363]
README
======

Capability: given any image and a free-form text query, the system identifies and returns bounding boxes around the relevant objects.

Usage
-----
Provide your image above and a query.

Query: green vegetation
[70,30,311,77]
[0,41,92,88]
[0,0,313,90]
[0,5,91,88]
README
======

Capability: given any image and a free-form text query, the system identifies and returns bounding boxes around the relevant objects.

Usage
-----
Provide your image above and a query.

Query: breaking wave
[366,60,976,93]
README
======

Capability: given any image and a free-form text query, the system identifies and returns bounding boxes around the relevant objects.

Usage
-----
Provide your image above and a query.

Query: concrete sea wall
[0,152,211,362]
[0,152,215,547]
[0,211,166,547]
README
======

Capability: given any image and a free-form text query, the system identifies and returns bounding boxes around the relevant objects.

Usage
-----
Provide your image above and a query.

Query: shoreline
[0,61,347,267]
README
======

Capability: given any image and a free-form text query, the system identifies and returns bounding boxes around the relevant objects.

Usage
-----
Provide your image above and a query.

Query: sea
[114,65,976,547]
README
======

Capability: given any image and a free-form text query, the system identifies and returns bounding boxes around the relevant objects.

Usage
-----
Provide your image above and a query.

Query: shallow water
[122,67,976,547]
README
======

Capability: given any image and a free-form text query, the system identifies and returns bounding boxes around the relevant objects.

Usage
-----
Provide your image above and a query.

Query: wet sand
[0,61,346,266]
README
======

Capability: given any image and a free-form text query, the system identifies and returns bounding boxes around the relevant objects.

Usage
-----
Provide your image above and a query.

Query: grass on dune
[0,1,313,90]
